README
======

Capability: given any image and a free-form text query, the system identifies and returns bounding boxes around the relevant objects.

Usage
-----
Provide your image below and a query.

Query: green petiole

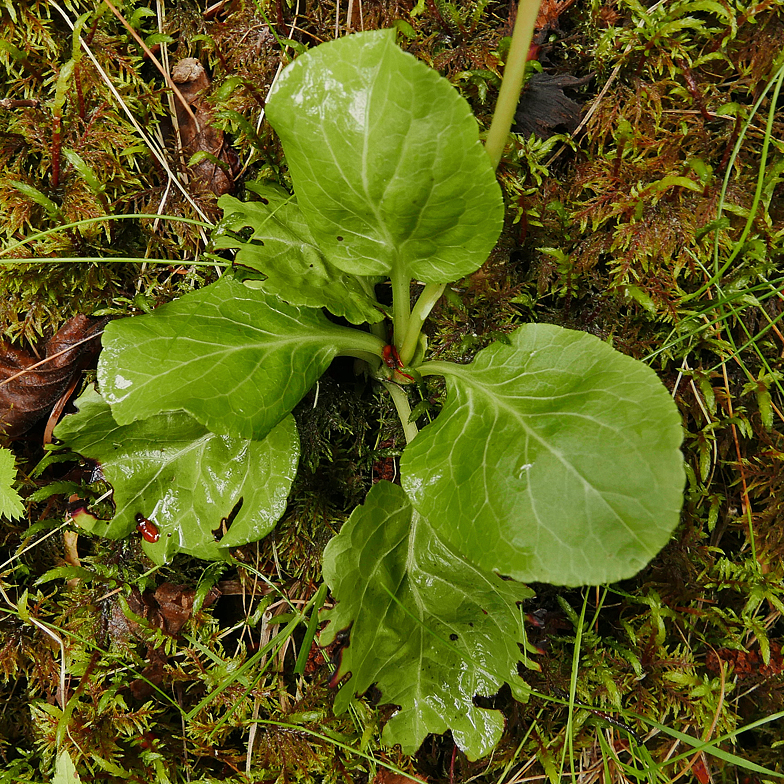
[484,0,542,171]
[399,283,446,367]
[382,380,419,444]
[391,266,412,357]
[392,0,540,370]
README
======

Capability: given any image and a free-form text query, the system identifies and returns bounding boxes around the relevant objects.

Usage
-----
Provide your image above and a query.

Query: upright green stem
[387,2,541,435]
[484,0,542,171]
[399,283,446,366]
[369,319,388,342]
[382,381,419,444]
[391,267,411,355]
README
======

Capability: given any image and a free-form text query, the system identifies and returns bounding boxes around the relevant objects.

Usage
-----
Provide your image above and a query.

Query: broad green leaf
[54,749,82,784]
[0,447,25,520]
[322,481,533,760]
[216,188,384,325]
[98,274,382,440]
[401,324,685,586]
[54,386,298,564]
[265,29,503,283]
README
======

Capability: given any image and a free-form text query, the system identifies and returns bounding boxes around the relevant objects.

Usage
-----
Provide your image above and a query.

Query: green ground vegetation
[1,0,784,781]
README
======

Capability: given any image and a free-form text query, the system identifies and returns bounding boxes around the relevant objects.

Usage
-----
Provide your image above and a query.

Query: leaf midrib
[443,371,651,548]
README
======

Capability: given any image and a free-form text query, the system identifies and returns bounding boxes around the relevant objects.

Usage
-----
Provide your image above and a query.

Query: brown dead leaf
[372,437,398,484]
[514,72,593,139]
[130,645,168,701]
[0,315,107,440]
[107,582,221,699]
[172,58,239,196]
[153,581,221,636]
[109,582,222,643]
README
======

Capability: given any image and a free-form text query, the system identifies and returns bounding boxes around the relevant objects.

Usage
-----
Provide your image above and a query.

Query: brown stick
[101,0,201,133]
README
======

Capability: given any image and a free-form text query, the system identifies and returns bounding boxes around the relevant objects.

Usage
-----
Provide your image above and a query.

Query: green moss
[1,0,784,780]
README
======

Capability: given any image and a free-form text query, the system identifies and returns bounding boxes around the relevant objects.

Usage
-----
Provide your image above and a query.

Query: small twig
[101,0,201,133]
[203,0,227,20]
[0,98,41,109]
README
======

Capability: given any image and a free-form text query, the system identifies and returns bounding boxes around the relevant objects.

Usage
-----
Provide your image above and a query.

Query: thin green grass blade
[294,583,328,676]
[635,712,784,776]
[0,214,213,258]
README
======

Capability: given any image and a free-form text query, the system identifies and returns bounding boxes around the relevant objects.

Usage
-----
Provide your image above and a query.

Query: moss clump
[1,0,783,781]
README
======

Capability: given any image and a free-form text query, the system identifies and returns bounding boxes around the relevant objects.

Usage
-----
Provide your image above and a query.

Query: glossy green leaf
[265,29,503,283]
[98,274,383,440]
[215,187,384,325]
[401,324,685,586]
[321,481,533,760]
[53,386,298,564]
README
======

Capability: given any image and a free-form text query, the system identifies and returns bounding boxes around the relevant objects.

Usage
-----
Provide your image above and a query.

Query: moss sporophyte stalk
[53,20,685,759]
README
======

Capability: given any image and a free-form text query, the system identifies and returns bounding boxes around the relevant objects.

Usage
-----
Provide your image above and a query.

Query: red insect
[381,344,416,382]
[135,514,160,543]
[382,343,401,369]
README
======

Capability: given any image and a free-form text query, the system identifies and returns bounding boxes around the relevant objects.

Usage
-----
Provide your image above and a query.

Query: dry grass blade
[48,0,212,226]
[101,0,201,133]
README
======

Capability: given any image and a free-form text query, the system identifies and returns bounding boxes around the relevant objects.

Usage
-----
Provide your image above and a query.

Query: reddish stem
[677,59,715,122]
[16,52,43,80]
[85,15,100,46]
[427,0,450,33]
